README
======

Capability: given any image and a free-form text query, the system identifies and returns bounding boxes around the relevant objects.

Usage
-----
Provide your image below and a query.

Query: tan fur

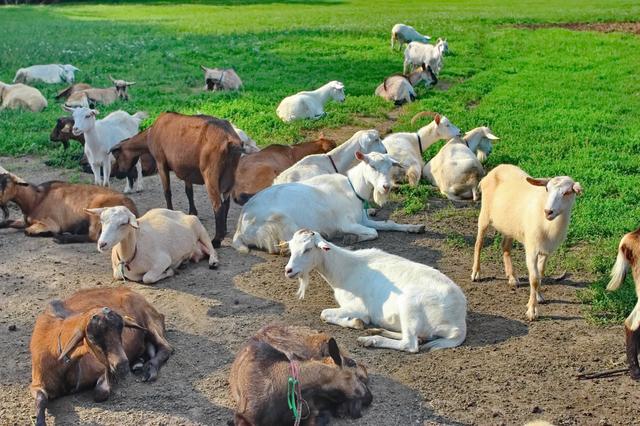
[0,82,47,112]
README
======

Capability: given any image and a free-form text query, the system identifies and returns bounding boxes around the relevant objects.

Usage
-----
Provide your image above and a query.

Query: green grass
[1,0,639,321]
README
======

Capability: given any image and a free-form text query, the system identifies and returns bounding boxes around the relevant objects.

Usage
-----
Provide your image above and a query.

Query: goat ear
[572,182,583,195]
[128,217,139,229]
[434,114,441,125]
[526,177,549,187]
[123,315,147,331]
[354,151,368,163]
[61,104,74,113]
[317,241,331,252]
[125,81,136,86]
[485,132,500,141]
[58,328,85,362]
[90,109,100,117]
[84,207,105,217]
[327,338,342,367]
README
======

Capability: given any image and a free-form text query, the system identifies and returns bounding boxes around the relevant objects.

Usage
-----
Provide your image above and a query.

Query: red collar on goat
[115,244,138,271]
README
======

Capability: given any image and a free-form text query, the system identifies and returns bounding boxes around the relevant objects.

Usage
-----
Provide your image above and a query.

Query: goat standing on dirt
[89,206,218,284]
[284,229,467,352]
[230,324,372,425]
[0,173,138,243]
[471,164,582,321]
[30,287,172,426]
[607,228,640,379]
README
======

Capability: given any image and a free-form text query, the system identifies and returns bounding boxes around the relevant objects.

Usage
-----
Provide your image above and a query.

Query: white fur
[276,81,345,122]
[274,129,385,184]
[201,66,243,91]
[13,64,78,84]
[284,229,467,353]
[471,164,582,321]
[233,152,424,254]
[375,67,437,105]
[403,39,447,74]
[90,206,218,284]
[232,124,260,154]
[382,114,460,186]
[64,106,147,192]
[422,127,499,200]
[0,82,47,112]
[391,24,431,50]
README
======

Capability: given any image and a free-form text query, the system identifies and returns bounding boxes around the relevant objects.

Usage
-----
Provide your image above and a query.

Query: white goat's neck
[346,163,374,201]
[327,134,362,172]
[114,228,137,265]
[314,243,363,296]
[82,121,100,151]
[416,120,440,151]
[311,83,334,105]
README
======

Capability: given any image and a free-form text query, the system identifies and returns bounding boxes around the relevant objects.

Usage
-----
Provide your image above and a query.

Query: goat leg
[185,181,197,216]
[211,196,231,248]
[53,233,92,244]
[0,218,24,229]
[94,371,111,402]
[142,344,172,382]
[34,390,48,426]
[626,325,640,380]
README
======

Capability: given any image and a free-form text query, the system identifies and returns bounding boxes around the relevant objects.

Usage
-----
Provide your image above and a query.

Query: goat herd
[0,23,638,426]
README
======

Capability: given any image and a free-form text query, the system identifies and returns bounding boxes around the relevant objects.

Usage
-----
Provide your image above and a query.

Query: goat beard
[372,189,389,207]
[296,273,310,300]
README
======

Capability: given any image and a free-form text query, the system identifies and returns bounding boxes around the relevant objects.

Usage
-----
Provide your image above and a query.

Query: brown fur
[232,137,336,205]
[110,112,243,247]
[229,325,372,426]
[55,83,92,101]
[30,287,172,426]
[0,174,138,243]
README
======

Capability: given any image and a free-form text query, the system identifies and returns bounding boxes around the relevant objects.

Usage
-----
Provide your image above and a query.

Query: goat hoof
[471,271,480,282]
[629,368,640,380]
[526,307,538,321]
[351,319,365,330]
[189,210,198,216]
[93,388,110,402]
[142,363,158,382]
[209,262,218,270]
[212,239,221,249]
[357,336,378,347]
[411,225,426,234]
[508,277,519,288]
[536,292,546,304]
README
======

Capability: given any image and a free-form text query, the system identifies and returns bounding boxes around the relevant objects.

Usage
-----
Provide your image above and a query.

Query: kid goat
[284,229,467,352]
[233,151,424,254]
[471,164,582,321]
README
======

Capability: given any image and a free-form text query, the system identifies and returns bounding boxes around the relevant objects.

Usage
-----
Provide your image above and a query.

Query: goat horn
[57,329,85,362]
[410,111,437,126]
[125,81,136,86]
[123,315,147,331]
[109,75,116,83]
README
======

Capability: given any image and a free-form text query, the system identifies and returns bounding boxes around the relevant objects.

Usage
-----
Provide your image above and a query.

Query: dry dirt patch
[515,22,640,35]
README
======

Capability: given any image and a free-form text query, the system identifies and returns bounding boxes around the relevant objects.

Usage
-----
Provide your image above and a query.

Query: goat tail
[410,111,438,126]
[133,111,149,121]
[608,235,632,291]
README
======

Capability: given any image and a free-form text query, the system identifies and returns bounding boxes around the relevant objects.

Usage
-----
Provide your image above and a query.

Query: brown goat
[0,173,138,243]
[109,112,243,247]
[30,287,172,426]
[50,116,85,150]
[232,137,336,205]
[230,324,372,426]
[55,83,92,101]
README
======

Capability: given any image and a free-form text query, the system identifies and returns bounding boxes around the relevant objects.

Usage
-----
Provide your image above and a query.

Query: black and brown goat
[230,324,372,425]
[30,287,172,426]
[0,173,138,243]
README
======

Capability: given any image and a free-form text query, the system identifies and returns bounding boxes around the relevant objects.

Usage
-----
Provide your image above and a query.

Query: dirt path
[0,155,637,426]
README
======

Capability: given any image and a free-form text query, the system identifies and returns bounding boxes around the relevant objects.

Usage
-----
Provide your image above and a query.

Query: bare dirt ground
[0,151,638,426]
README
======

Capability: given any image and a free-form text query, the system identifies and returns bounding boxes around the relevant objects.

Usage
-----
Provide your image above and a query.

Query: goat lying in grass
[14,64,78,84]
[276,81,345,122]
[90,206,218,284]
[0,173,137,243]
[201,65,243,91]
[284,229,467,352]
[233,151,424,254]
[471,164,582,321]
[65,76,135,107]
[375,65,437,105]
[230,324,372,425]
[0,82,47,112]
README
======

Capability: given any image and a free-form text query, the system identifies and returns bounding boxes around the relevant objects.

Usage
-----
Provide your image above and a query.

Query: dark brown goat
[230,325,372,426]
[54,83,92,101]
[0,173,138,243]
[232,137,336,205]
[30,287,172,426]
[50,116,84,150]
[110,112,243,247]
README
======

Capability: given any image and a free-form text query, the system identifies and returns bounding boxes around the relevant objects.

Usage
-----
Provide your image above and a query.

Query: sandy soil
[0,152,638,426]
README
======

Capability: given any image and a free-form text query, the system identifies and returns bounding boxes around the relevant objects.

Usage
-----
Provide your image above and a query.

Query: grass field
[1,0,639,321]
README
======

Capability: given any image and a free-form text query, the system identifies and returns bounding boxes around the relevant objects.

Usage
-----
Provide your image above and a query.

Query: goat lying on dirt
[284,229,467,352]
[30,287,172,426]
[90,206,218,284]
[0,173,137,243]
[230,324,372,425]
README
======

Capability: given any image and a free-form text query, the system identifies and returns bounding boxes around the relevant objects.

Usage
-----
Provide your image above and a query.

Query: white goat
[391,24,431,50]
[382,112,461,186]
[403,38,447,75]
[471,164,582,321]
[0,82,47,112]
[284,229,467,352]
[276,81,345,123]
[88,206,218,284]
[423,127,500,201]
[375,66,438,105]
[233,151,424,254]
[63,106,147,192]
[13,64,79,84]
[232,124,260,154]
[463,126,499,163]
[273,129,385,184]
[201,66,243,91]
[65,76,135,107]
